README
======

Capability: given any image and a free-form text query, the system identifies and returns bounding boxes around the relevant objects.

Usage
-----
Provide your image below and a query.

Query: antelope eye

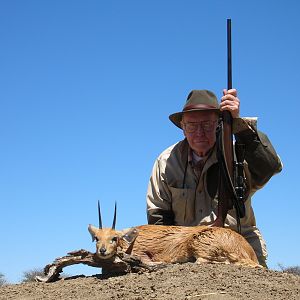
[111,236,118,243]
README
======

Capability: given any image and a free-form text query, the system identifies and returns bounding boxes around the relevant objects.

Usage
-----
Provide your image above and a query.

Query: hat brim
[169,108,220,129]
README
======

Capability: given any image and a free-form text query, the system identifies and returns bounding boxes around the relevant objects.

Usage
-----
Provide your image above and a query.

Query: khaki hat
[169,90,219,129]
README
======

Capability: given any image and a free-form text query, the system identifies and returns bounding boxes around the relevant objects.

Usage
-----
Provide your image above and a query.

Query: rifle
[212,19,246,233]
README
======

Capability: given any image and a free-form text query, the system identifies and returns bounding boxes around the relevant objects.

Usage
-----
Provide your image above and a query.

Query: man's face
[181,111,218,157]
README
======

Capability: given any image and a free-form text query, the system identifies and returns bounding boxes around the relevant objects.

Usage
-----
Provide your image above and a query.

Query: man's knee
[242,227,268,267]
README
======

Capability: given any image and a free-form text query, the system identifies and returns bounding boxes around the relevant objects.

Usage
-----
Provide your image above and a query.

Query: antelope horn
[112,202,117,230]
[98,200,102,229]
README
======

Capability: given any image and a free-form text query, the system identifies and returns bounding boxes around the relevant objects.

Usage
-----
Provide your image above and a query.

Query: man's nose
[195,125,205,135]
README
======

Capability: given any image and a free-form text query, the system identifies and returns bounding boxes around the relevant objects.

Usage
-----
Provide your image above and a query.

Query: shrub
[21,268,45,283]
[21,268,70,282]
[0,273,7,286]
[278,264,300,276]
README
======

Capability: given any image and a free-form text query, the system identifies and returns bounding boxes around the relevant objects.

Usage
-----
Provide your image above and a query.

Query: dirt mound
[1,263,299,300]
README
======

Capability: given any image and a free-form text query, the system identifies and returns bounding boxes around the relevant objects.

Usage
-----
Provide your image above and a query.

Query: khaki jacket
[147,118,282,264]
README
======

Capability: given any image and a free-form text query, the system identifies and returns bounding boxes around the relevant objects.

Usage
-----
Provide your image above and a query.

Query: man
[146,89,282,267]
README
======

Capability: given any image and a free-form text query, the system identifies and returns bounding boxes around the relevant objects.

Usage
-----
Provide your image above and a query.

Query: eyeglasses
[181,120,217,133]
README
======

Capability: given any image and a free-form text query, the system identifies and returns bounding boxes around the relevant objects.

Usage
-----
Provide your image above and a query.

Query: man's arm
[220,90,282,191]
[146,158,175,225]
[233,118,282,190]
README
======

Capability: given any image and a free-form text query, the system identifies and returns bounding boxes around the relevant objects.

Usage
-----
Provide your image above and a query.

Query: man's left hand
[220,89,240,118]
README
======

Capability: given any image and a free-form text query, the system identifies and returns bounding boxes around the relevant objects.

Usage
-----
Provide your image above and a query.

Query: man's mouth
[194,139,208,143]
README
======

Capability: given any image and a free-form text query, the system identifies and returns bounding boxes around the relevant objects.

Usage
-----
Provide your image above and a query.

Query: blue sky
[0,1,299,283]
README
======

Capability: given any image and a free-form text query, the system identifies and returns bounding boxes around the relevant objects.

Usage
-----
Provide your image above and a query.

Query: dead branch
[35,249,166,283]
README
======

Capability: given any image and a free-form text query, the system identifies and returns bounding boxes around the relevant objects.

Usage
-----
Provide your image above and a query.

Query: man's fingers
[223,88,237,97]
[221,94,240,103]
[221,88,239,118]
[220,98,240,118]
[220,104,238,111]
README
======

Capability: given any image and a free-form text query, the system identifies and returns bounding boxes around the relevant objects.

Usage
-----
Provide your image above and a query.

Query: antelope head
[88,201,120,259]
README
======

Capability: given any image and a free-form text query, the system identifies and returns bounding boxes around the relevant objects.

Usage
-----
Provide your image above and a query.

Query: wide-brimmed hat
[169,90,219,129]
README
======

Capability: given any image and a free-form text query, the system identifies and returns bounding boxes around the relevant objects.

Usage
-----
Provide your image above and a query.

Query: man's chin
[193,144,209,151]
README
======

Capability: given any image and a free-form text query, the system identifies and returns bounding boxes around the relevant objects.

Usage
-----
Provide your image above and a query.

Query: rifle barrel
[227,19,232,90]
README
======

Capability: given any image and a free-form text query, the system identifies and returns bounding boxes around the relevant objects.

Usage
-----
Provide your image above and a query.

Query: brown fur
[88,224,260,268]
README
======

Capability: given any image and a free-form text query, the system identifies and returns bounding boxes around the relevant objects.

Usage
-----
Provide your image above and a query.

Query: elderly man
[146,89,282,267]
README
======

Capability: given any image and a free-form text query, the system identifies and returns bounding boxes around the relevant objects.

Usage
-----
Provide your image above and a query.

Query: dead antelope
[88,202,260,268]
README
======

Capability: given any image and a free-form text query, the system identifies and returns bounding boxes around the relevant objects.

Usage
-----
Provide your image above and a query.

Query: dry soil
[1,263,300,300]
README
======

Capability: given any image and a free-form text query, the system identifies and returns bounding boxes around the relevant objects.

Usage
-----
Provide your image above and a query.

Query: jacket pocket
[168,186,195,225]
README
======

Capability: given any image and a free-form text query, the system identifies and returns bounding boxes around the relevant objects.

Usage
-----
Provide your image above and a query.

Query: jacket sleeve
[146,158,175,225]
[234,122,282,191]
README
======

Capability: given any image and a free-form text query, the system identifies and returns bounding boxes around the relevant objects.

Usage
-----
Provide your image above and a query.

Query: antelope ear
[120,227,139,244]
[88,224,98,242]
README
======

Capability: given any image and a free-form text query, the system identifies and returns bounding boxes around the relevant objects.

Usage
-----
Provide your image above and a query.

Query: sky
[0,0,299,283]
